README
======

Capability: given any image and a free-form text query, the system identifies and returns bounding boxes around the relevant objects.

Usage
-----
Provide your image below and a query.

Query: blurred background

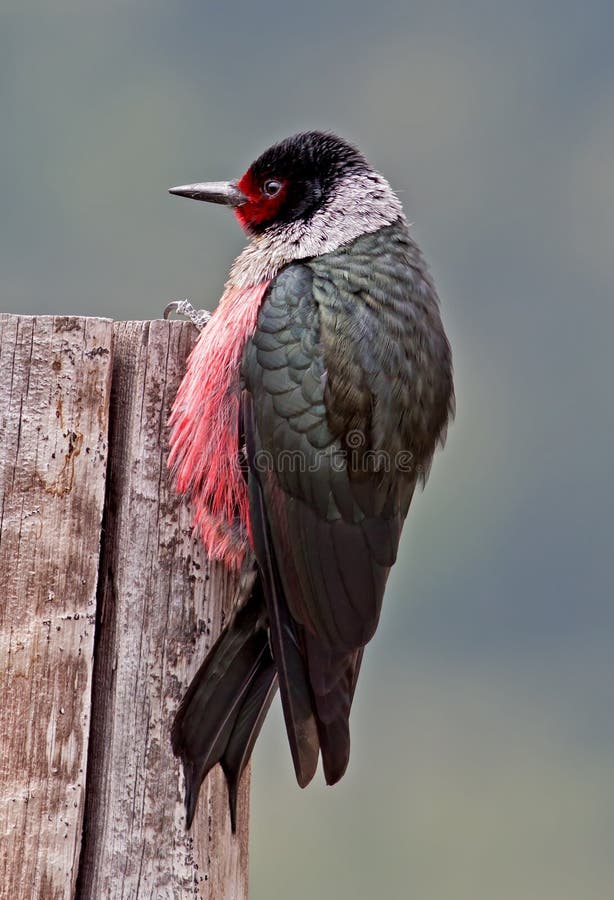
[2,1,613,897]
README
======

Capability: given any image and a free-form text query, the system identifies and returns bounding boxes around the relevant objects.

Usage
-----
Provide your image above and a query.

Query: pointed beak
[168,180,246,207]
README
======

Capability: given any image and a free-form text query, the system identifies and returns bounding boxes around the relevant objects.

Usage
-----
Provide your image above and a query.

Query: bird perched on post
[166,131,454,831]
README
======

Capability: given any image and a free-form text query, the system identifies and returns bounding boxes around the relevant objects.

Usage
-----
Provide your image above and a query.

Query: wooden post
[0,316,250,899]
[0,315,113,898]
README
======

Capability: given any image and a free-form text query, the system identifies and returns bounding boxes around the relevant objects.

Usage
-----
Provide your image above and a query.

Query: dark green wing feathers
[241,221,453,786]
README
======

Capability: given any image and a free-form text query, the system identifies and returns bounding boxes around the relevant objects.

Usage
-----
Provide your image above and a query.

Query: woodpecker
[166,131,454,831]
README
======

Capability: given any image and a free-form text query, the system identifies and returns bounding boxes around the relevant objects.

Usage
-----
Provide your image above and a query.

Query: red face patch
[235,168,288,231]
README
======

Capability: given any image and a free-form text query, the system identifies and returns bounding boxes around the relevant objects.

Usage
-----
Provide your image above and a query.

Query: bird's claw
[164,299,211,331]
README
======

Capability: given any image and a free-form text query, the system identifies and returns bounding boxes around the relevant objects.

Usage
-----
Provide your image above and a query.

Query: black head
[169,131,371,235]
[235,131,370,233]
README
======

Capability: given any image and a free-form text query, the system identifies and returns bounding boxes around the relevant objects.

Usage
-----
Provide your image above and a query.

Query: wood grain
[0,314,113,899]
[77,321,250,899]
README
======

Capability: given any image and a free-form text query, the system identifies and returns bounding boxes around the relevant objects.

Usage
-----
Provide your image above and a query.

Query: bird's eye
[263,179,283,197]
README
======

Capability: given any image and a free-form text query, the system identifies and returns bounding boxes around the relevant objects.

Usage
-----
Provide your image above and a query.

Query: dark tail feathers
[171,585,277,831]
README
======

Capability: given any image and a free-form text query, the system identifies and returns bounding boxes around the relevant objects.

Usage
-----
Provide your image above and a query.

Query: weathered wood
[77,321,250,899]
[0,314,113,899]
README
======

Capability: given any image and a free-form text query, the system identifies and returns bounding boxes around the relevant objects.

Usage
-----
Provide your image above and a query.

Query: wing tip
[289,724,320,788]
[323,756,349,786]
[294,757,318,790]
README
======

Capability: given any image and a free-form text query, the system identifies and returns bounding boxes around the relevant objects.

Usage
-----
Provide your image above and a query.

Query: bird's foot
[163,299,211,331]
